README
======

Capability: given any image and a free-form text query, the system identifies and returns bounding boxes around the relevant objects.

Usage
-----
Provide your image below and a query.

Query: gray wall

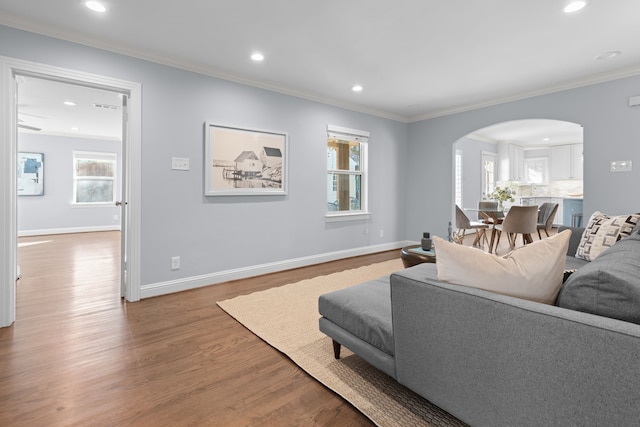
[406,76,640,241]
[17,133,122,234]
[3,24,638,292]
[1,25,408,287]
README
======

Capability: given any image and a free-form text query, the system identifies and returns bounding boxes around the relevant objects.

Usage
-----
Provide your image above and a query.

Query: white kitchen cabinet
[509,144,524,181]
[571,144,583,179]
[497,142,524,181]
[551,144,582,180]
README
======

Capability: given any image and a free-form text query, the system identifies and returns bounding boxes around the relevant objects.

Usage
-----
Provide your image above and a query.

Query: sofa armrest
[390,263,640,426]
[558,225,584,256]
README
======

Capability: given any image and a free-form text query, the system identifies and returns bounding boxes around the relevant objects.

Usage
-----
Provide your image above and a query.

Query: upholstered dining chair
[477,200,505,222]
[493,205,538,252]
[455,205,490,247]
[537,202,559,239]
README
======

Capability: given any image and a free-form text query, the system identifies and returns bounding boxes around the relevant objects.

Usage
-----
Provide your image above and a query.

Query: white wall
[406,75,640,241]
[17,133,122,235]
[1,25,408,289]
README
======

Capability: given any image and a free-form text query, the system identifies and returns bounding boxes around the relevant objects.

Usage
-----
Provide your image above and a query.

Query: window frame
[72,150,117,206]
[325,125,370,222]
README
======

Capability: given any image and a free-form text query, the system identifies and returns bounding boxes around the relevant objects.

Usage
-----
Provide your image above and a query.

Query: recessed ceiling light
[63,101,76,106]
[595,51,621,60]
[71,127,79,131]
[251,53,264,61]
[352,85,363,92]
[85,1,107,13]
[564,1,587,13]
[543,138,550,141]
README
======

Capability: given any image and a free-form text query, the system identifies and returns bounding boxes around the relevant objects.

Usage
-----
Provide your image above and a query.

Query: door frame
[0,56,142,327]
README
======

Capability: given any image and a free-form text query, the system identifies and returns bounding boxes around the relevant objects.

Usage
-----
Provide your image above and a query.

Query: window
[73,151,117,204]
[326,125,369,219]
[524,157,549,184]
[455,149,463,207]
[481,151,497,197]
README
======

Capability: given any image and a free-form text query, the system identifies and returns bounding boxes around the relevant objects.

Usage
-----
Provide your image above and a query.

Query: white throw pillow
[575,211,640,261]
[434,230,571,304]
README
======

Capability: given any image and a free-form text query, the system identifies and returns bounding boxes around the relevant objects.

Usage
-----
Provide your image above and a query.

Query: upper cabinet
[497,142,524,181]
[550,144,583,180]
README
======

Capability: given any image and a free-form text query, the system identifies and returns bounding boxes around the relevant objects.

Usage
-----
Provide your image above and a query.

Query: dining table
[465,207,505,253]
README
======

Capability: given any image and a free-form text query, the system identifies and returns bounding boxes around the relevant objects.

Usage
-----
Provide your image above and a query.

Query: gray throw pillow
[556,230,640,324]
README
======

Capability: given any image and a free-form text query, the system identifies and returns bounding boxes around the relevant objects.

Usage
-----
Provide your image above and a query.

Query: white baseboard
[140,240,413,299]
[18,225,121,237]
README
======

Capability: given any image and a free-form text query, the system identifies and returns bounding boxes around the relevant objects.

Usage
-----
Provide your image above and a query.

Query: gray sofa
[318,226,640,426]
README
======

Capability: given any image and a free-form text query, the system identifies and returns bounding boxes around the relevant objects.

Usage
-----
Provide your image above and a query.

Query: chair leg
[544,229,550,237]
[537,229,542,240]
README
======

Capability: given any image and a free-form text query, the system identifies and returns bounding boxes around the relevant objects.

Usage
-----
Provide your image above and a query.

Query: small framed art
[17,152,44,196]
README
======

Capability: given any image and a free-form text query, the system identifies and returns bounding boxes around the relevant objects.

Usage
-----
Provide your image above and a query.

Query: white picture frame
[204,122,288,196]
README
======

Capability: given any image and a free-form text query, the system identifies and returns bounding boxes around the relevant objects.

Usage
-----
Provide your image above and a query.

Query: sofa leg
[332,340,341,359]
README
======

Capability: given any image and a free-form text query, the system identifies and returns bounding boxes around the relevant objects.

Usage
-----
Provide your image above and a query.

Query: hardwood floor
[2,232,399,426]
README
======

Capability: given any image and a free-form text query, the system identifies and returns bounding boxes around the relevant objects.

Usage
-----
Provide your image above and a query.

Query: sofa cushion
[318,275,394,356]
[433,230,571,304]
[575,211,640,261]
[557,230,640,324]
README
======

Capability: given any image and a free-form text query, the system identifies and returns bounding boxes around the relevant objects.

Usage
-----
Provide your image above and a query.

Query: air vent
[93,103,120,110]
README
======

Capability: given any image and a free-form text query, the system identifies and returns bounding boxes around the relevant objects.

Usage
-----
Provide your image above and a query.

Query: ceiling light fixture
[63,101,77,106]
[564,1,587,13]
[251,53,264,61]
[352,85,363,92]
[595,51,621,60]
[85,1,107,13]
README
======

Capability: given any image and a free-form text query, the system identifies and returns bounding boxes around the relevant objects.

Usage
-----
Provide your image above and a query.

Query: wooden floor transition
[2,228,555,425]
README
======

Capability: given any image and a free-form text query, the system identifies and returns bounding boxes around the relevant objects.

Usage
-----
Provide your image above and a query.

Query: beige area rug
[217,259,466,427]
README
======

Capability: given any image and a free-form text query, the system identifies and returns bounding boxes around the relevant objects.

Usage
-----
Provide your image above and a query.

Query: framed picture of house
[204,122,288,196]
[17,152,44,196]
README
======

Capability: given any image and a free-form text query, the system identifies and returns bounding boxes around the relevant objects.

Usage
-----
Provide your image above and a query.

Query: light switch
[172,157,189,171]
[610,160,632,172]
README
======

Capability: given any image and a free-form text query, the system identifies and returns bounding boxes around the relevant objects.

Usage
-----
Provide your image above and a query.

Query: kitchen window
[523,157,549,184]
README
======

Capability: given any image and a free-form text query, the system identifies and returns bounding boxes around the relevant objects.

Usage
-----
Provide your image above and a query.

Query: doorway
[1,57,142,327]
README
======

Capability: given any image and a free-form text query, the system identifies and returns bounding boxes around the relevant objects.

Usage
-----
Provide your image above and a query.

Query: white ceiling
[3,0,639,139]
[17,76,123,140]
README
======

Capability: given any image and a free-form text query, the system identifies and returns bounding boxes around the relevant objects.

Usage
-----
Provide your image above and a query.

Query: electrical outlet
[171,157,190,171]
[379,229,384,237]
[171,256,180,270]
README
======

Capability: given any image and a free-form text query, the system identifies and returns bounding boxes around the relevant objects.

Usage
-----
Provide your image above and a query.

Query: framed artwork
[17,152,44,196]
[204,122,288,196]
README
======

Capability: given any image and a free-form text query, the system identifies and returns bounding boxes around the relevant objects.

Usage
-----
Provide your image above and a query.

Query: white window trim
[325,124,370,222]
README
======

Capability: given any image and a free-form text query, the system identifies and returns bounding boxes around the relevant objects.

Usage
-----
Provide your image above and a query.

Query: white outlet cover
[172,157,190,171]
[611,160,632,172]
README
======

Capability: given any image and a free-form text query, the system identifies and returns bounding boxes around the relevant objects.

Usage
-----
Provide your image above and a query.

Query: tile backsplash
[514,180,583,198]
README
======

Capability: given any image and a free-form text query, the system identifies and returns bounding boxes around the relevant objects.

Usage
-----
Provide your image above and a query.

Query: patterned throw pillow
[575,211,640,261]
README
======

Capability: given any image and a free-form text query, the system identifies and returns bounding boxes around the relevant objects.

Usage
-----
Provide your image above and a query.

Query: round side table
[400,245,436,268]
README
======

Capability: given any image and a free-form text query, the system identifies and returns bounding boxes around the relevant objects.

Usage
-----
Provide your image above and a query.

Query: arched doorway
[454,118,583,228]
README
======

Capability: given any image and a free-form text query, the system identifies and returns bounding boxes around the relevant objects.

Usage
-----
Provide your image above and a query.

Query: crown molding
[407,64,640,123]
[2,18,640,125]
[0,19,408,123]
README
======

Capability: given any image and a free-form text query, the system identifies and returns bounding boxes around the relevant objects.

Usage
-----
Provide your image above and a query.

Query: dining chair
[537,202,559,239]
[477,200,505,222]
[493,205,538,252]
[455,205,490,247]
